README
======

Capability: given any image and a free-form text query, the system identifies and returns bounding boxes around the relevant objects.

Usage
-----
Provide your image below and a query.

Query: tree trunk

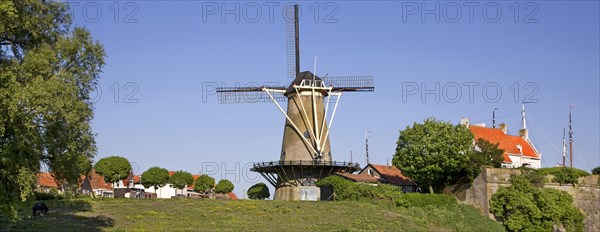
[428,185,434,194]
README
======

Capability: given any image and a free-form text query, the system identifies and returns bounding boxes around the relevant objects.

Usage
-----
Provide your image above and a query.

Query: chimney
[460,118,469,127]
[499,123,507,134]
[519,129,528,140]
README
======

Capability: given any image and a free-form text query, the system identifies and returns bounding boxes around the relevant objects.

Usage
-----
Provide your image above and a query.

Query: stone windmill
[217,5,374,200]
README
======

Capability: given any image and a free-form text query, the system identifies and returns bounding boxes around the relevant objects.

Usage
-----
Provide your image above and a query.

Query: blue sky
[70,1,599,198]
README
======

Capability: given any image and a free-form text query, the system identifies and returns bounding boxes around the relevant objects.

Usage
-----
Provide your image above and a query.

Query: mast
[365,131,370,164]
[493,108,497,128]
[562,128,566,167]
[294,5,300,77]
[569,107,573,168]
[521,103,527,130]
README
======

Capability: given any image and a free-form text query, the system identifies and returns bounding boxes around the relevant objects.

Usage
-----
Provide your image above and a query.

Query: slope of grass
[2,198,504,231]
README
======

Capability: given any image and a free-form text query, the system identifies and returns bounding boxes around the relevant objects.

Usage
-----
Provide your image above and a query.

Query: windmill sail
[324,76,375,92]
[286,5,299,79]
[217,86,287,104]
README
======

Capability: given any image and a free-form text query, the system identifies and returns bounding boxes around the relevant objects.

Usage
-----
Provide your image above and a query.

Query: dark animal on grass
[32,202,49,218]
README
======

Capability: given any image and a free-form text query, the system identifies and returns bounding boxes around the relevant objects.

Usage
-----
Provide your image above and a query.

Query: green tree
[490,175,584,232]
[1,0,105,219]
[215,179,234,194]
[141,167,169,198]
[465,138,505,180]
[474,138,504,168]
[591,166,599,175]
[94,156,131,184]
[194,174,215,194]
[247,183,270,200]
[393,118,474,193]
[169,170,194,196]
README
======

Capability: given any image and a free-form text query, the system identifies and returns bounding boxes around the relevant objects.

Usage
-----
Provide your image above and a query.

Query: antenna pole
[493,108,497,128]
[521,103,527,130]
[569,107,573,168]
[294,5,300,77]
[562,128,566,167]
[365,131,370,164]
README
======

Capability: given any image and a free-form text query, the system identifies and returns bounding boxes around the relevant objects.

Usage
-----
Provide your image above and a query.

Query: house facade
[35,170,238,199]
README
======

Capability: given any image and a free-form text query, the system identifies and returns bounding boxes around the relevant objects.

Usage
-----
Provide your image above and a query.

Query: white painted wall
[132,183,189,199]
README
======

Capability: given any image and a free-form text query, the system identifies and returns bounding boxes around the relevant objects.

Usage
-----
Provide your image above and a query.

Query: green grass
[2,198,504,231]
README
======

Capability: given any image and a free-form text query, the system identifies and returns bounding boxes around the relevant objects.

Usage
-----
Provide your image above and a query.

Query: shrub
[490,175,584,232]
[316,176,403,201]
[34,191,64,200]
[519,168,545,187]
[591,166,600,175]
[538,167,589,186]
[316,176,356,200]
[400,193,457,208]
[247,183,270,200]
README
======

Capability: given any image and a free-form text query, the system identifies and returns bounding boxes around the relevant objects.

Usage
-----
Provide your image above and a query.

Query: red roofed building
[466,121,541,169]
[36,172,60,193]
[80,169,114,197]
[334,163,417,193]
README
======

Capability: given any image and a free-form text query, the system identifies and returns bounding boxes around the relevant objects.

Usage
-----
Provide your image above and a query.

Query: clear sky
[68,1,599,198]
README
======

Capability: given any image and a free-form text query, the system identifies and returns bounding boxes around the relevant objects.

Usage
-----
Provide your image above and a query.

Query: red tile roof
[37,170,113,190]
[37,173,59,188]
[469,125,540,162]
[368,164,416,186]
[87,169,113,190]
[336,172,382,183]
[227,192,238,200]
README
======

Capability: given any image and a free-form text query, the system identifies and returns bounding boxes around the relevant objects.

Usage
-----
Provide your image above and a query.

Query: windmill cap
[284,71,325,96]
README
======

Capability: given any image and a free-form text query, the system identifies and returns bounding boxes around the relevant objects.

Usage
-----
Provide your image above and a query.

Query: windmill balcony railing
[252,160,360,169]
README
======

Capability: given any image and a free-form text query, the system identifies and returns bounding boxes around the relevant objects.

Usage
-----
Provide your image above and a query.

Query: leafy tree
[464,138,505,181]
[94,156,131,184]
[474,138,504,168]
[141,167,169,197]
[194,174,215,194]
[169,170,194,196]
[247,183,270,200]
[590,166,599,175]
[393,118,474,193]
[0,0,105,219]
[490,175,584,232]
[215,179,234,194]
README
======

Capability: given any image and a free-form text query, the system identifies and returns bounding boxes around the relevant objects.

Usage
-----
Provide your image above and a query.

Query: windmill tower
[216,5,374,200]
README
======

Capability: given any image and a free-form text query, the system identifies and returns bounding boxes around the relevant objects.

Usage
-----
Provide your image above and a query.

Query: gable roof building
[335,163,416,193]
[467,122,541,168]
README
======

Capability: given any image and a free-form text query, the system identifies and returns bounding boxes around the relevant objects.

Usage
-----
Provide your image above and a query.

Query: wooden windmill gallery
[217,5,375,200]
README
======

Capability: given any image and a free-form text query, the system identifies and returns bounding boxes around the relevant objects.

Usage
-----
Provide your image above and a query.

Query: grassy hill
[3,198,504,231]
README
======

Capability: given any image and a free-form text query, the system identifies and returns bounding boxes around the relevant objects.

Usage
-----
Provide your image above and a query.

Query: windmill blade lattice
[324,75,375,92]
[217,87,287,104]
[285,5,299,79]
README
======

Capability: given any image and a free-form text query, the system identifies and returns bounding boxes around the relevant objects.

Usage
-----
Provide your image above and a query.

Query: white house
[465,120,542,169]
